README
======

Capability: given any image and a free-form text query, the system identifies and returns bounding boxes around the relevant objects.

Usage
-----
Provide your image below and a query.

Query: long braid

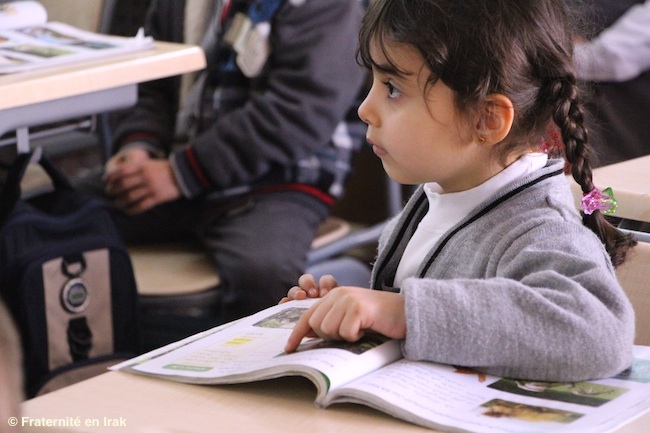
[550,76,636,267]
[548,76,593,190]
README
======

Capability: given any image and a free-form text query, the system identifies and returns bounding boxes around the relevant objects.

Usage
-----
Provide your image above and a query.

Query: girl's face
[358,40,500,192]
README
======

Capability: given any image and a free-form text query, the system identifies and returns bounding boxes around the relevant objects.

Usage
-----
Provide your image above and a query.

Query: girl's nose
[357,94,375,126]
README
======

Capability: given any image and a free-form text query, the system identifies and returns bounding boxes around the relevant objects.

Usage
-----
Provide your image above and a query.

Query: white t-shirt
[573,1,650,82]
[393,153,548,287]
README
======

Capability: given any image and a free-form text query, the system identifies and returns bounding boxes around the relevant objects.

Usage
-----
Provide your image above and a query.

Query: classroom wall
[37,0,152,36]
[38,0,104,32]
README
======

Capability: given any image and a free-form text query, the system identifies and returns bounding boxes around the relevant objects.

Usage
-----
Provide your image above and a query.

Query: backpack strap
[0,148,74,228]
[36,149,74,191]
[0,151,33,227]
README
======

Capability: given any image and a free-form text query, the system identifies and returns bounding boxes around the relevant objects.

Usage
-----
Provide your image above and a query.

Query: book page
[330,346,650,433]
[0,21,153,73]
[120,299,402,400]
[0,1,47,31]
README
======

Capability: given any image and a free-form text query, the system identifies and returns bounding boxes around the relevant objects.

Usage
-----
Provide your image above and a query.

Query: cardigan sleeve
[400,221,634,382]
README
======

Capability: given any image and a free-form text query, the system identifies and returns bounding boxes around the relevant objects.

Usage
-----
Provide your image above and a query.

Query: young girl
[283,0,637,382]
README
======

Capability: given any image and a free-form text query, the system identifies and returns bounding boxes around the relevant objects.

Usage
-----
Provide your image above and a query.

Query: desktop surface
[21,370,433,433]
[20,369,650,433]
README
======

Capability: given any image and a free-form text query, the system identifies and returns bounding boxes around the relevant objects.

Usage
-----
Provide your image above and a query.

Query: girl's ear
[475,93,514,144]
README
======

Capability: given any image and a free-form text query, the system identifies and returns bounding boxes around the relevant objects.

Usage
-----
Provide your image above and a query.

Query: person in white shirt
[574,0,650,82]
[572,0,650,166]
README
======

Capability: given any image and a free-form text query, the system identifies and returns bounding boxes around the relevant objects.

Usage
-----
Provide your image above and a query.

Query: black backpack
[0,150,140,397]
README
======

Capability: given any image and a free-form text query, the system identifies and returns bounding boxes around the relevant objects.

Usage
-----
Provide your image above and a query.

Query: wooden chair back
[616,241,650,346]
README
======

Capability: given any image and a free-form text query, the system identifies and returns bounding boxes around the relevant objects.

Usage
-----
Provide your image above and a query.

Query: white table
[0,41,206,152]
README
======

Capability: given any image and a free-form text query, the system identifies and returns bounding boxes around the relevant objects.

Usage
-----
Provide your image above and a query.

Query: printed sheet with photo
[0,1,152,74]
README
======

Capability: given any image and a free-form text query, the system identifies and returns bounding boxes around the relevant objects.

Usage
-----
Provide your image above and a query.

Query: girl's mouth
[367,137,387,157]
[371,143,387,157]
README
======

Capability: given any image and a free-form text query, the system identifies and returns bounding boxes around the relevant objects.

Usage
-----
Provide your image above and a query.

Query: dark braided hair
[358,0,635,267]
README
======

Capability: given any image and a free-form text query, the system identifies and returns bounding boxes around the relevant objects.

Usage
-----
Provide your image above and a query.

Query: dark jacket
[113,0,367,203]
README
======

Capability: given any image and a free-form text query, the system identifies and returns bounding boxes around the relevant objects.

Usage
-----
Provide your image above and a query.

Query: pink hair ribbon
[581,187,617,215]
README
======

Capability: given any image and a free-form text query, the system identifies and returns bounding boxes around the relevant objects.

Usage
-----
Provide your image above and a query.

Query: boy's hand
[103,148,181,214]
[284,287,406,353]
[279,274,339,304]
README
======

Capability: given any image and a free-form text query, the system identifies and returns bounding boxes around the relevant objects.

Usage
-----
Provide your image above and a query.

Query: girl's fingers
[298,274,320,297]
[285,307,316,352]
[287,286,307,300]
[318,274,339,296]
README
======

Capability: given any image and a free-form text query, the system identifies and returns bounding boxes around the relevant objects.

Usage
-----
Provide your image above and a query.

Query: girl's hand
[279,274,339,304]
[284,287,406,353]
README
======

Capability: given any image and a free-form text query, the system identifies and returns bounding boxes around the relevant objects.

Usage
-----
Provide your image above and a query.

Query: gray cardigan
[371,160,635,382]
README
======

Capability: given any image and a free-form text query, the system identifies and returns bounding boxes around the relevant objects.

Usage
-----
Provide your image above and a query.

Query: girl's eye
[384,81,401,99]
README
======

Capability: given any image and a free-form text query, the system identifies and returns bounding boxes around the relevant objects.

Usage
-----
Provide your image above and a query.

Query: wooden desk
[21,371,431,433]
[570,155,650,223]
[0,41,206,151]
[20,370,650,433]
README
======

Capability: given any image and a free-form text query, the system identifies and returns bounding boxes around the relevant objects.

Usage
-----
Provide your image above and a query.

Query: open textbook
[114,299,650,433]
[0,0,153,74]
